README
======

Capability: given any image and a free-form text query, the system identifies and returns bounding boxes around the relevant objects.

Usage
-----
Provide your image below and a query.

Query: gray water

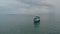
[0,14,60,34]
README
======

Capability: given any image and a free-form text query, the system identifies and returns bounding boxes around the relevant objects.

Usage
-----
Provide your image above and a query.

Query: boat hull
[34,19,40,23]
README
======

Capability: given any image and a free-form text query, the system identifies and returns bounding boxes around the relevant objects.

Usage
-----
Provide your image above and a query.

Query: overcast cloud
[0,0,56,14]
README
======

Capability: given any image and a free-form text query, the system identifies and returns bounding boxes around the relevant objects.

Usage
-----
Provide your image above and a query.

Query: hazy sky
[0,0,58,14]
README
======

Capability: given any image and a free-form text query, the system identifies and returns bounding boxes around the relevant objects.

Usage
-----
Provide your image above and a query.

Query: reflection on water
[34,21,40,28]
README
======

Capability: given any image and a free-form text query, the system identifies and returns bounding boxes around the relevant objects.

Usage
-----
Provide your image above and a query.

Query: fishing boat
[34,15,40,23]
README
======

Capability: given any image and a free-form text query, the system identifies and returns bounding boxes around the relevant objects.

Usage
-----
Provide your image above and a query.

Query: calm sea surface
[0,14,60,34]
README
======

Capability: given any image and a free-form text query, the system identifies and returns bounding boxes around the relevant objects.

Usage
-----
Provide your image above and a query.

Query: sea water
[0,14,59,34]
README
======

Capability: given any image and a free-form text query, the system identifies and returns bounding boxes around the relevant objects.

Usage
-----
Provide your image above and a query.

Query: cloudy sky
[0,0,58,14]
